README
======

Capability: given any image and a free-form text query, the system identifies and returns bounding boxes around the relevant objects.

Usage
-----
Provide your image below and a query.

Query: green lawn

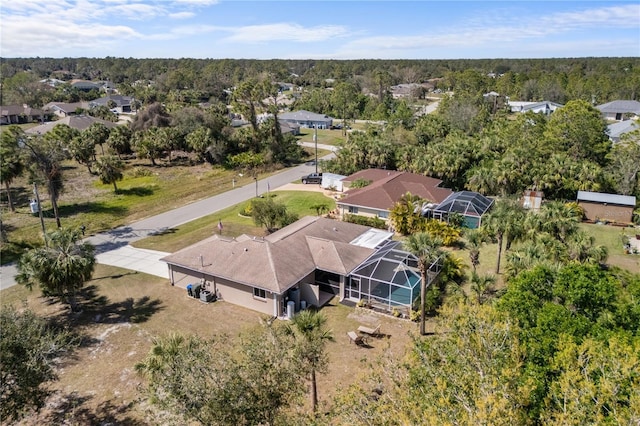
[296,128,345,146]
[132,190,336,252]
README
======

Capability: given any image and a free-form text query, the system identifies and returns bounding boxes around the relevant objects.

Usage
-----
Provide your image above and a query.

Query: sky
[1,1,639,59]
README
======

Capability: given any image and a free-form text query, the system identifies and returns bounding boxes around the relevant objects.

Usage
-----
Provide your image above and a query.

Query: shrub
[343,214,387,230]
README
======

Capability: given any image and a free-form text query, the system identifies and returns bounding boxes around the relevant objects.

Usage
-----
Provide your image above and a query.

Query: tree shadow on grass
[116,187,154,197]
[47,285,164,337]
[37,392,140,426]
[56,201,128,218]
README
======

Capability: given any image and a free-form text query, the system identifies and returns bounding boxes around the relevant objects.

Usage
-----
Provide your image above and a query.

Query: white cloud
[169,11,196,19]
[173,0,219,5]
[225,23,349,43]
[542,4,640,29]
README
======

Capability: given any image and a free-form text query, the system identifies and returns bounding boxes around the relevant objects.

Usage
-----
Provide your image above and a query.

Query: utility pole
[314,125,318,174]
[33,183,48,247]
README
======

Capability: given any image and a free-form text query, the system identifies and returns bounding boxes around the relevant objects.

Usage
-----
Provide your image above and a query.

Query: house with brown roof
[43,101,90,117]
[336,169,453,222]
[1,105,47,125]
[161,216,434,317]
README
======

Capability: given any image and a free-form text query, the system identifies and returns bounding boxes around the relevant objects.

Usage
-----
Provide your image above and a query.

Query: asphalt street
[0,143,336,290]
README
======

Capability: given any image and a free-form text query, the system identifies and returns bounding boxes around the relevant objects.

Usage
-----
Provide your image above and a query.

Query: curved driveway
[0,143,336,290]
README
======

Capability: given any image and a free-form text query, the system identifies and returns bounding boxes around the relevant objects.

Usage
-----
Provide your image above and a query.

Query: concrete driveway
[0,146,337,290]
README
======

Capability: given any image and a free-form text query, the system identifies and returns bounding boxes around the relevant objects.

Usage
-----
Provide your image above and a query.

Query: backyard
[1,263,420,424]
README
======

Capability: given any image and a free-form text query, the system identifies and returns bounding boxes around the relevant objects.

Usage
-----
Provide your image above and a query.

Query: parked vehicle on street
[301,172,323,184]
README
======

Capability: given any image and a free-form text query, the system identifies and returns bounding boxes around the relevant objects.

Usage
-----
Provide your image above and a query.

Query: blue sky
[1,1,639,59]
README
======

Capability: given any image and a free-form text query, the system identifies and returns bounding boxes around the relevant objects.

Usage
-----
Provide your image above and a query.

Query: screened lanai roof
[434,191,493,217]
[350,240,420,289]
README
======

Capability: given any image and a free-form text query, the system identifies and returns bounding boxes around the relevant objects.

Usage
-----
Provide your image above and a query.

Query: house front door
[349,278,360,301]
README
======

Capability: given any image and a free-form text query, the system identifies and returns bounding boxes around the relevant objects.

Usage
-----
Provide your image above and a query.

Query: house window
[348,206,359,214]
[253,288,266,299]
[378,211,389,219]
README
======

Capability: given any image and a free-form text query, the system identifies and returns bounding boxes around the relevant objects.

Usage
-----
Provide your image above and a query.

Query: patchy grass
[132,190,336,252]
[580,222,640,272]
[2,264,420,424]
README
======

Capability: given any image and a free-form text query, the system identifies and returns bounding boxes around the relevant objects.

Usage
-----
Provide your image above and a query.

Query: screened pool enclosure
[347,240,442,311]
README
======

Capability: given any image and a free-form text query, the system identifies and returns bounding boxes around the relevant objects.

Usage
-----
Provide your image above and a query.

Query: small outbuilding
[577,191,636,224]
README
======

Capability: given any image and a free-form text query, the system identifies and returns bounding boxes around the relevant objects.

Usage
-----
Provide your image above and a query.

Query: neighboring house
[279,121,301,136]
[162,216,437,316]
[336,169,453,221]
[89,95,134,114]
[71,80,101,91]
[607,120,640,143]
[577,191,636,224]
[43,101,90,117]
[390,83,432,99]
[279,110,333,129]
[507,100,563,115]
[0,105,47,125]
[596,100,640,121]
[25,115,119,135]
[431,191,494,229]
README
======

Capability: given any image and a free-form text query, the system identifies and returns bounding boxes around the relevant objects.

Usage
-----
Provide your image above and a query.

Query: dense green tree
[67,134,96,174]
[0,306,75,422]
[542,334,640,425]
[0,125,26,212]
[106,125,132,158]
[543,99,611,165]
[16,228,95,312]
[136,326,304,426]
[250,197,298,233]
[606,135,640,196]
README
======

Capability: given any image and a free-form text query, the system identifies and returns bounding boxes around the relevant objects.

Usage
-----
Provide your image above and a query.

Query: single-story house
[336,169,453,221]
[43,101,90,117]
[279,121,301,136]
[577,191,636,224]
[70,80,101,92]
[89,95,134,114]
[522,190,544,211]
[25,115,119,135]
[508,100,563,115]
[606,119,639,143]
[596,100,640,121]
[1,105,47,125]
[162,216,439,316]
[431,191,494,229]
[279,110,333,129]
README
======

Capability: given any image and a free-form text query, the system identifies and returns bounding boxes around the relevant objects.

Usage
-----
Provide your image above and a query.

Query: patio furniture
[357,324,381,337]
[347,331,366,346]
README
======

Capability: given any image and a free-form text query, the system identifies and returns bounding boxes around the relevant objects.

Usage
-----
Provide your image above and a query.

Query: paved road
[0,143,337,290]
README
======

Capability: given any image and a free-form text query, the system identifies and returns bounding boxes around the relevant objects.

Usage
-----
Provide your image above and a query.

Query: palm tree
[465,228,487,273]
[285,310,334,414]
[0,125,25,212]
[470,272,496,305]
[405,233,444,335]
[482,199,521,274]
[95,155,124,192]
[16,228,95,312]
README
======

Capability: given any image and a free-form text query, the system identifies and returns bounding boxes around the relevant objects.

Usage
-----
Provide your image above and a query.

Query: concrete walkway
[0,144,337,290]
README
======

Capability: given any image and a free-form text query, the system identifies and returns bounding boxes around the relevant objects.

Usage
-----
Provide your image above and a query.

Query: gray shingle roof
[596,100,640,114]
[577,191,636,207]
[279,110,333,122]
[161,216,383,294]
